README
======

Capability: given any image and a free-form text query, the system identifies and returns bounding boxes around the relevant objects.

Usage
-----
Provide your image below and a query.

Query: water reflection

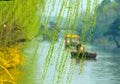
[20,41,120,84]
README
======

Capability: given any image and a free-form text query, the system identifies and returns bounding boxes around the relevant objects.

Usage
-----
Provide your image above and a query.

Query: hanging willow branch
[0,64,14,81]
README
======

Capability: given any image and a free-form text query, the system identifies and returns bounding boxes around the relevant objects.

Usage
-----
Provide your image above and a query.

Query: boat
[71,43,97,59]
[65,34,97,59]
[71,50,97,59]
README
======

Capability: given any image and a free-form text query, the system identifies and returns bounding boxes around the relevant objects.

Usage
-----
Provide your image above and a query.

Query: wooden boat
[64,34,97,59]
[71,50,97,59]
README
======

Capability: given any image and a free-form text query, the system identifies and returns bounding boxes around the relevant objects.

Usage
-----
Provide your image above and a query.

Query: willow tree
[104,17,120,48]
[0,0,44,46]
[0,0,43,84]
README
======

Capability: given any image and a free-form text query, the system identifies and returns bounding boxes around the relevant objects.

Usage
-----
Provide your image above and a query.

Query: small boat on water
[64,34,97,59]
[71,43,97,59]
[71,50,97,59]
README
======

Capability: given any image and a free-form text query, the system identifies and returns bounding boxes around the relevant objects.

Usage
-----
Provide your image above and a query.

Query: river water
[20,41,120,84]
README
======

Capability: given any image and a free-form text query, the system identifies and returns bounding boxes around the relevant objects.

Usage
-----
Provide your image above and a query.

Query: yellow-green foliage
[0,0,42,84]
[39,0,98,84]
[0,45,24,68]
[0,0,41,46]
[0,45,25,84]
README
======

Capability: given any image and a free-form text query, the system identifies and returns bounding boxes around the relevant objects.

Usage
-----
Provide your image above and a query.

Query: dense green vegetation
[0,0,41,46]
[0,0,41,83]
[93,0,120,48]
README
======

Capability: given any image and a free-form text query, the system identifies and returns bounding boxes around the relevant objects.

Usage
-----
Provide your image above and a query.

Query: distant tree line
[39,21,60,41]
[92,0,120,48]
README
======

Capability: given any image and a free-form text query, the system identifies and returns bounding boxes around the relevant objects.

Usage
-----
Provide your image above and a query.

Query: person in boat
[76,43,88,59]
[76,43,85,52]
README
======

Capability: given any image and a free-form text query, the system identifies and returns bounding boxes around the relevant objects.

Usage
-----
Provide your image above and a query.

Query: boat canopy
[65,34,80,39]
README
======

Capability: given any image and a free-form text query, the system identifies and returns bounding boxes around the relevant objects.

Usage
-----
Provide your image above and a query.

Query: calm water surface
[20,41,120,84]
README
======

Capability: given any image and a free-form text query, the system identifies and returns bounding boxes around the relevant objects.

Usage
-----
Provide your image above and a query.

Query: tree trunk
[113,35,120,48]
